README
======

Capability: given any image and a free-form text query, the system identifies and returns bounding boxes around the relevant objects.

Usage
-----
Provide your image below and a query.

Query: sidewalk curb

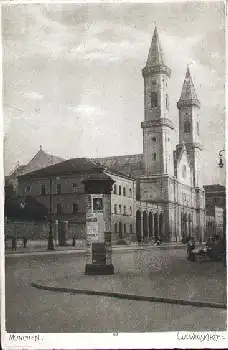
[5,249,87,258]
[31,282,227,310]
[5,244,185,258]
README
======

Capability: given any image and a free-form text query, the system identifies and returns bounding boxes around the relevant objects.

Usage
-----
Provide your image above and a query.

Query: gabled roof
[8,146,65,179]
[24,146,64,174]
[18,156,138,181]
[146,27,165,67]
[18,158,103,179]
[178,66,200,107]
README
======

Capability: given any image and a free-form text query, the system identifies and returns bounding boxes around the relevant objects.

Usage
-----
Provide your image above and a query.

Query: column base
[85,264,114,275]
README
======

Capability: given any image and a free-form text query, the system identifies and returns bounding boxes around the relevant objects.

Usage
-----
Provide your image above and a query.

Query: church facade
[98,27,205,242]
[16,27,205,243]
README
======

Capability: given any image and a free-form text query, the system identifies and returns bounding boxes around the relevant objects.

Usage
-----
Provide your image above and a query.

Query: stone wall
[5,221,49,239]
[4,221,135,244]
[5,221,85,241]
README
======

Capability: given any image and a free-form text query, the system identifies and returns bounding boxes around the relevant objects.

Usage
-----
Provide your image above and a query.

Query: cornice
[177,99,200,109]
[141,118,174,130]
[142,64,171,78]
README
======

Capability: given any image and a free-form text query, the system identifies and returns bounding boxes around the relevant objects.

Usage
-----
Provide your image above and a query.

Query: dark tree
[5,181,48,221]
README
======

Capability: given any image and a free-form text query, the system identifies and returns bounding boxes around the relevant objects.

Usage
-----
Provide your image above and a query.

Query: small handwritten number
[113,332,118,336]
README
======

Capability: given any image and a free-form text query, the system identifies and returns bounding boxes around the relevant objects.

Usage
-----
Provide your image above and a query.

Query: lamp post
[217,150,226,243]
[48,176,54,250]
[218,149,225,168]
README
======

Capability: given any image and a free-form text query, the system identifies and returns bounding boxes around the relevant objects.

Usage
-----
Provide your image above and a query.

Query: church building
[98,27,205,241]
[16,27,205,243]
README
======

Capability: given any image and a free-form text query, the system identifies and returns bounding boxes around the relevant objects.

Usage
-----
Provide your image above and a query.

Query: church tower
[141,27,174,176]
[177,67,203,187]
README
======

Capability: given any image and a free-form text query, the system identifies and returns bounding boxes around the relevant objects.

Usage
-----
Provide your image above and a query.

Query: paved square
[5,248,226,332]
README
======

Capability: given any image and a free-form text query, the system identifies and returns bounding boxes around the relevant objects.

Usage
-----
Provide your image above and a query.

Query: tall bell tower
[141,27,174,176]
[177,66,203,187]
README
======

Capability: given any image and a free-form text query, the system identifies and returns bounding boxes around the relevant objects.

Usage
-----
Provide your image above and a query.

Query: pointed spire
[179,66,199,102]
[146,26,165,67]
[186,64,191,77]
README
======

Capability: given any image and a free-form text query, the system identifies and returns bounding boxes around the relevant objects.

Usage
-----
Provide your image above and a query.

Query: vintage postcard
[1,0,227,349]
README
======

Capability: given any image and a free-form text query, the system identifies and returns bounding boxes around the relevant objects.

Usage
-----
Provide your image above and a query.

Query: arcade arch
[143,211,148,239]
[136,210,141,242]
[149,212,153,239]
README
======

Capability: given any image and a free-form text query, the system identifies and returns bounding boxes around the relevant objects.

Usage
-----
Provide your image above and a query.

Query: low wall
[5,221,86,240]
[5,221,49,239]
[5,221,137,246]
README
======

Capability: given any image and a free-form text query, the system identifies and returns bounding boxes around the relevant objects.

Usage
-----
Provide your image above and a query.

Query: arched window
[119,185,121,195]
[114,223,118,233]
[123,205,126,215]
[129,206,132,215]
[151,92,158,108]
[184,120,191,134]
[182,165,187,179]
[114,204,117,214]
[113,184,117,194]
[123,187,126,196]
[119,205,121,214]
[123,224,126,234]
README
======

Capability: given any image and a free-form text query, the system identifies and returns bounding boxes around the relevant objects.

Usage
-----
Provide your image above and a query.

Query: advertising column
[83,173,114,275]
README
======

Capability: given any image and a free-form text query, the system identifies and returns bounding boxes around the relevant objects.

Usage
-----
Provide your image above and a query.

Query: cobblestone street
[5,248,226,332]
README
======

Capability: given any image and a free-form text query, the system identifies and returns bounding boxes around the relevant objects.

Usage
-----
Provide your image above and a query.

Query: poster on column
[86,214,99,243]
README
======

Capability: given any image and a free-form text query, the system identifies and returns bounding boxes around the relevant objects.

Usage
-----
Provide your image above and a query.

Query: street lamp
[218,150,225,168]
[48,176,55,250]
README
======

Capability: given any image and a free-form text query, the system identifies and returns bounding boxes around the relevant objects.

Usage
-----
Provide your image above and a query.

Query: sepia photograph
[2,0,227,347]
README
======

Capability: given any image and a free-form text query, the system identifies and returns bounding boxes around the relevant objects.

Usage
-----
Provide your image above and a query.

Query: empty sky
[3,1,225,184]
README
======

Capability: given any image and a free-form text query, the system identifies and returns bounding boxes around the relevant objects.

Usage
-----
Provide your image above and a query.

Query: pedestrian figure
[187,237,195,261]
[23,237,28,248]
[72,236,76,247]
[12,237,17,252]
